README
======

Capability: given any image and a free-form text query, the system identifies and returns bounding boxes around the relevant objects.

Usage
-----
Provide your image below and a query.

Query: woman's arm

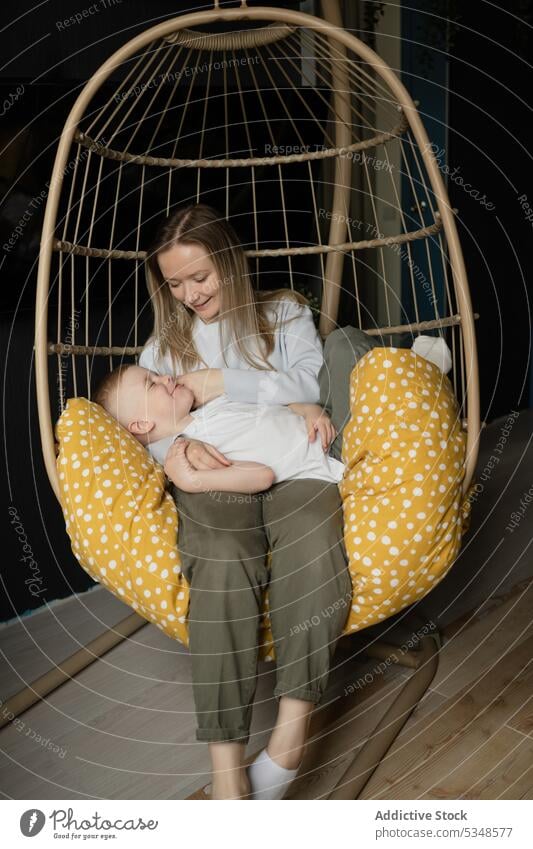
[142,300,323,408]
[221,301,324,405]
[164,438,274,493]
[183,438,232,470]
[175,303,323,407]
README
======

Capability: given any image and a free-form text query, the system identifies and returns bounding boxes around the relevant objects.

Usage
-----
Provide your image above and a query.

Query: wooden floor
[1,412,532,800]
[1,578,531,800]
[288,577,533,800]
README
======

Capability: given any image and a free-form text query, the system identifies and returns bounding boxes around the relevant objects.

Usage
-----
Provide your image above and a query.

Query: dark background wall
[447,1,532,421]
[1,0,532,622]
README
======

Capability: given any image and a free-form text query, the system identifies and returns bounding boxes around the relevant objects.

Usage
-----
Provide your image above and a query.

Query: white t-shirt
[147,395,345,485]
[138,298,323,406]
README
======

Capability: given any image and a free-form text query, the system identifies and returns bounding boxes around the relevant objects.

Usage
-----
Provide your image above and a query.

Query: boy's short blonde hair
[93,364,134,414]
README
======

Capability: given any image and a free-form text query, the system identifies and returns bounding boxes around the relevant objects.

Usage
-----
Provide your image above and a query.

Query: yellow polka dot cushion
[56,349,471,659]
[339,346,470,631]
[55,397,275,661]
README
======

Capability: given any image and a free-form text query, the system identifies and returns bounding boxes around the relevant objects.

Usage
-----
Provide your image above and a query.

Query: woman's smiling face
[157,242,221,322]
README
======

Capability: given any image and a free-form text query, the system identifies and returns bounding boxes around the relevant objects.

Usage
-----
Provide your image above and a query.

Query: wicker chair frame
[26,0,480,798]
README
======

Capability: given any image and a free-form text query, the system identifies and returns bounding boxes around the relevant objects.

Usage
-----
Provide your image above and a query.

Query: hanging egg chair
[31,0,480,799]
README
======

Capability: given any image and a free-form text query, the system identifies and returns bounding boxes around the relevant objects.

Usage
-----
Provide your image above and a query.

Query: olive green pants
[172,327,379,743]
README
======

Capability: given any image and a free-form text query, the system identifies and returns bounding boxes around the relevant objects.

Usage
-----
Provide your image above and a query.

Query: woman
[138,203,372,800]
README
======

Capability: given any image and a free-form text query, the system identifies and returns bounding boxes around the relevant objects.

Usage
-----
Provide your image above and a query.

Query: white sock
[412,335,452,373]
[248,748,300,800]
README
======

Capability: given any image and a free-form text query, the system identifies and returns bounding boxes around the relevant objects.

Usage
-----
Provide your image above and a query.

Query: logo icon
[20,809,45,837]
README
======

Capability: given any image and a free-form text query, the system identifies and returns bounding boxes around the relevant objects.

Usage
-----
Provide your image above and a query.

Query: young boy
[93,364,343,494]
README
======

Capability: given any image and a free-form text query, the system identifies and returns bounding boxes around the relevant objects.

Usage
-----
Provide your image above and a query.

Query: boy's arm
[164,438,274,494]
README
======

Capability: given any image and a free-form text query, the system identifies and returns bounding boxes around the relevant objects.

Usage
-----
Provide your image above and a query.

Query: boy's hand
[289,403,336,451]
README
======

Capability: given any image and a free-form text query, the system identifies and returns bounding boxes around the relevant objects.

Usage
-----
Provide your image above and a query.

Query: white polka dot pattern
[55,399,278,660]
[56,352,472,662]
[55,399,195,644]
[339,347,471,631]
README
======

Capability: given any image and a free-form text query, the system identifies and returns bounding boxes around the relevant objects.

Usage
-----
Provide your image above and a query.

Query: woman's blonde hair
[145,203,309,373]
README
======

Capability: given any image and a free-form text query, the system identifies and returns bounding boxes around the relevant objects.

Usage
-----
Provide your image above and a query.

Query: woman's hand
[183,437,232,471]
[175,368,224,407]
[164,438,198,489]
[288,403,336,452]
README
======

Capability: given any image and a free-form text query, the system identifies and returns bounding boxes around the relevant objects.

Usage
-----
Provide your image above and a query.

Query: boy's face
[115,366,194,442]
